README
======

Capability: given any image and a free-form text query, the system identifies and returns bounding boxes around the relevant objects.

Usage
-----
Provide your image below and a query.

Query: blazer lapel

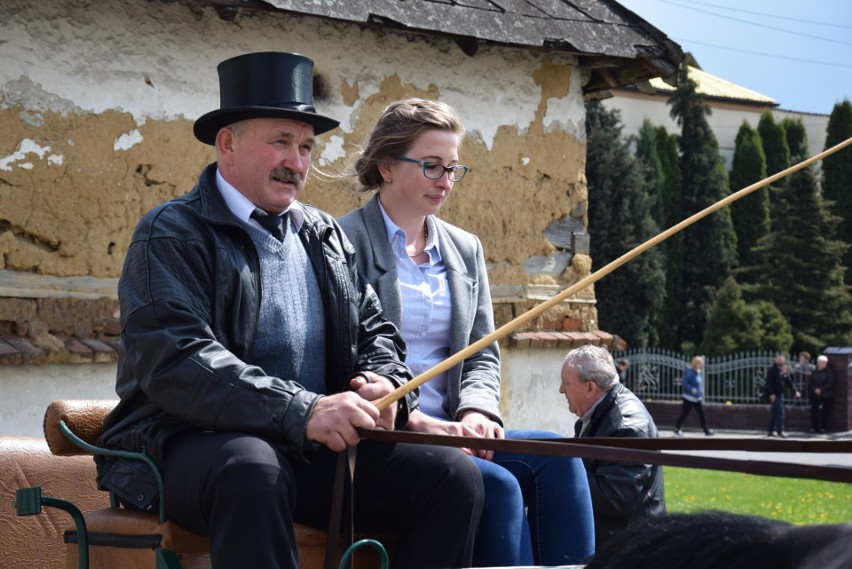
[437,224,475,358]
[362,196,402,325]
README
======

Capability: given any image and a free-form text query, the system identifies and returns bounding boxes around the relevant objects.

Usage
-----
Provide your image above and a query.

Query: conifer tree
[757,111,790,243]
[585,102,665,347]
[757,110,790,177]
[653,126,685,349]
[729,121,769,283]
[780,117,808,160]
[699,276,792,356]
[759,121,851,353]
[636,119,666,230]
[822,99,852,282]
[634,120,666,346]
[668,64,738,349]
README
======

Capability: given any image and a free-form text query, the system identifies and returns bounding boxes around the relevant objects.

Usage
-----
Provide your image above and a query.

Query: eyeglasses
[394,156,469,182]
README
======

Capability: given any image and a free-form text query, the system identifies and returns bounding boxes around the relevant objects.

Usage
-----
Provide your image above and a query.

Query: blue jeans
[768,396,785,433]
[471,430,595,566]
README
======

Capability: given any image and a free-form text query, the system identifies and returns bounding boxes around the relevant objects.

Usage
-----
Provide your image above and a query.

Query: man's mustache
[272,168,302,185]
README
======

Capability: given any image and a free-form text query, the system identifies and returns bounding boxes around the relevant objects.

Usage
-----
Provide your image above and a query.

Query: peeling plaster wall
[1,0,593,433]
[3,0,589,286]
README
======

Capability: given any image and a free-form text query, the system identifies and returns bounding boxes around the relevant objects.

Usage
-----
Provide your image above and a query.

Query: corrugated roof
[210,0,684,94]
[649,65,776,106]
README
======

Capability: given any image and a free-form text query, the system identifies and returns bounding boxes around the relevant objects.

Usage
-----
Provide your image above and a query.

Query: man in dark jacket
[808,355,835,433]
[560,344,665,548]
[763,353,801,437]
[96,52,483,569]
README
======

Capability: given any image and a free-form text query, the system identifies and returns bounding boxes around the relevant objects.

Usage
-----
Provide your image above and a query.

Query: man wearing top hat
[96,52,483,569]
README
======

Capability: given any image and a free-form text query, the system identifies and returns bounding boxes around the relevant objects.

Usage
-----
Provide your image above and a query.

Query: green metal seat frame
[16,419,182,569]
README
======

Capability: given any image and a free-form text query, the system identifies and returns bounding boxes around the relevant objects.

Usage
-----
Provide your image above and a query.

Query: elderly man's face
[217,117,315,214]
[559,361,596,417]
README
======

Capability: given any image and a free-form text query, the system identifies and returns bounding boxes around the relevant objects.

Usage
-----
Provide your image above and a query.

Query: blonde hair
[354,98,465,191]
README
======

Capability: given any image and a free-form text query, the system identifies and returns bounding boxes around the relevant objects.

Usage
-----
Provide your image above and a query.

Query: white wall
[3,349,580,439]
[0,363,118,438]
[602,93,829,172]
[500,347,580,435]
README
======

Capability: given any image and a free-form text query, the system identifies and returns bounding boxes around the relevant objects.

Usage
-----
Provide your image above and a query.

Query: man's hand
[349,371,398,430]
[305,392,380,452]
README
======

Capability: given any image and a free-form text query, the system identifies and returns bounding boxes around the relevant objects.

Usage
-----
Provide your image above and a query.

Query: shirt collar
[580,385,612,426]
[215,168,305,231]
[376,199,438,259]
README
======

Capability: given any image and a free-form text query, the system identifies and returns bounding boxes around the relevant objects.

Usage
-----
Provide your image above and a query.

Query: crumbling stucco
[0,102,212,278]
[1,0,596,343]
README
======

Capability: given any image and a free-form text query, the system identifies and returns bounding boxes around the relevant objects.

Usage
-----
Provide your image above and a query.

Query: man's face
[817,359,827,370]
[217,117,315,213]
[775,354,786,367]
[559,362,595,417]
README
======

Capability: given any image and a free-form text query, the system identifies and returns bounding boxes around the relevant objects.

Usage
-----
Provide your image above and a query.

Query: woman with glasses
[338,98,595,567]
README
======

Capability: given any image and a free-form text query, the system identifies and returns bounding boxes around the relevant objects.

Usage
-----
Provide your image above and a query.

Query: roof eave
[206,0,684,94]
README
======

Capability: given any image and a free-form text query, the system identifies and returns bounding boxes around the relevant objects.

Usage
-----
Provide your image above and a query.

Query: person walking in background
[673,356,714,436]
[339,97,595,567]
[808,355,835,433]
[560,344,665,548]
[763,353,801,438]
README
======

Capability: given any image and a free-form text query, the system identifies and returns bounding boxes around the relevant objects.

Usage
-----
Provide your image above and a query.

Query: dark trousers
[810,397,832,431]
[768,396,785,434]
[162,431,483,569]
[675,399,710,433]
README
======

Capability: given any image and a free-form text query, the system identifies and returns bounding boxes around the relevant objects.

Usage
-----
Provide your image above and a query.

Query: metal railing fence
[612,349,810,405]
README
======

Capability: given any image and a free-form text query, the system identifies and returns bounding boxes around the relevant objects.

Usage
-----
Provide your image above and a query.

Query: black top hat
[193,51,340,145]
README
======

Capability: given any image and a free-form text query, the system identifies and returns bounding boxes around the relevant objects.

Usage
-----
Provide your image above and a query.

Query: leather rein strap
[356,429,852,484]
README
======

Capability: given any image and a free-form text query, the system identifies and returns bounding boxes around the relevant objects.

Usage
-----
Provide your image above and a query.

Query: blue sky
[616,0,852,115]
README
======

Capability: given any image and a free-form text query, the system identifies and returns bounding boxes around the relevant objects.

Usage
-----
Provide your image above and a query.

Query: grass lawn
[664,466,852,524]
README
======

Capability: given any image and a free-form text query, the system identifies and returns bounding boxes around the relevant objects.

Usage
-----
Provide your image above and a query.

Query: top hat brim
[193,106,340,145]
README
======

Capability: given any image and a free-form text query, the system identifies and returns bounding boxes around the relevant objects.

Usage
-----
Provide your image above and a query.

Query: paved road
[661,428,852,468]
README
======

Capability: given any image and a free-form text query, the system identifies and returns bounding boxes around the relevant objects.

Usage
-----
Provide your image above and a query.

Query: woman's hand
[460,410,503,461]
[404,409,489,458]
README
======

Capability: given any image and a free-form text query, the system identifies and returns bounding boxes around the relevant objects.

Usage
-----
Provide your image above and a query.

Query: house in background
[1,0,681,436]
[601,62,830,170]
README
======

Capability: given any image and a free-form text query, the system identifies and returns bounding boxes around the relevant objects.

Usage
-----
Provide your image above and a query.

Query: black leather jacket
[582,383,666,545]
[96,164,414,510]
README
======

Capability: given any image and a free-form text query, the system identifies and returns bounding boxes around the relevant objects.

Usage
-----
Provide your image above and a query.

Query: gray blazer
[338,194,502,423]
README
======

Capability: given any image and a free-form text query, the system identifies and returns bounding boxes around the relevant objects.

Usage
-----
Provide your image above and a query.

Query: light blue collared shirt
[378,201,453,420]
[216,169,305,232]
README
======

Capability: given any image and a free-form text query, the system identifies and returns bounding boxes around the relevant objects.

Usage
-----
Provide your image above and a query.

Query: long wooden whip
[374,136,852,411]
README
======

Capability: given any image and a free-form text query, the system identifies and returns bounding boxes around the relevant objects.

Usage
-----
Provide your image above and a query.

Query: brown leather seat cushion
[43,399,117,455]
[0,437,110,569]
[8,400,394,569]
